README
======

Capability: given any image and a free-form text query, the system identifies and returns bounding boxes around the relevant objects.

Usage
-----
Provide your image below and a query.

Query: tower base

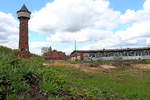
[18,51,30,59]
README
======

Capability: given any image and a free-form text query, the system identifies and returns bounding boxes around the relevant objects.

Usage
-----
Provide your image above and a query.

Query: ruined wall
[84,56,150,61]
[44,50,69,60]
[82,49,150,61]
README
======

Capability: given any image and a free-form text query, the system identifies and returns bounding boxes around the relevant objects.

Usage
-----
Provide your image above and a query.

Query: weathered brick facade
[70,47,150,61]
[17,5,31,58]
[70,51,84,60]
[44,50,69,60]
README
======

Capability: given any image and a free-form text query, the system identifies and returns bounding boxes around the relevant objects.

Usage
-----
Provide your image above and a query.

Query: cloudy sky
[0,0,150,55]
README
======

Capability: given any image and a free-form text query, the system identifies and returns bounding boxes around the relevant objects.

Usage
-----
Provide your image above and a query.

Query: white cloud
[0,12,18,49]
[144,0,150,11]
[47,28,113,42]
[30,0,120,34]
[115,0,150,49]
[29,0,121,53]
[120,0,150,23]
[82,37,120,50]
[29,41,50,54]
[120,9,137,23]
[29,41,73,55]
[82,0,150,51]
[116,21,150,41]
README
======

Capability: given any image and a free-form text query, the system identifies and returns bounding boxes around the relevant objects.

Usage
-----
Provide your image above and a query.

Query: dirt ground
[43,61,150,72]
[43,61,150,73]
[133,64,150,69]
[21,86,48,100]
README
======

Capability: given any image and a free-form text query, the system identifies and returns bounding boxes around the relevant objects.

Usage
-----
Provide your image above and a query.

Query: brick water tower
[17,4,31,58]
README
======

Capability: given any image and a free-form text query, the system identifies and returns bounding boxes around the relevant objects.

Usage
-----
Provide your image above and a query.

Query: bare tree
[41,46,52,55]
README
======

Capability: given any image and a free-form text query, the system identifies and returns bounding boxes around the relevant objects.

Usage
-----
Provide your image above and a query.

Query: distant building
[70,47,150,61]
[44,50,69,60]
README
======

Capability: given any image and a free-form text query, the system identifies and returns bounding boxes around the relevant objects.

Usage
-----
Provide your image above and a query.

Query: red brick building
[70,50,84,60]
[17,4,31,58]
[44,50,69,60]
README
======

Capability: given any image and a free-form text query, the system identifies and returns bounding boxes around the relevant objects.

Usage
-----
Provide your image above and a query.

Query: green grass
[0,46,150,100]
[47,66,150,100]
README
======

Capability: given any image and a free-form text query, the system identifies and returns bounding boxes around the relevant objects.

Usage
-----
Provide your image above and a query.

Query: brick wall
[44,50,69,60]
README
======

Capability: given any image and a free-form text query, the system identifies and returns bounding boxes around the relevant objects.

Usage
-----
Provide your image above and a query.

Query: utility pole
[75,40,76,51]
[74,40,77,60]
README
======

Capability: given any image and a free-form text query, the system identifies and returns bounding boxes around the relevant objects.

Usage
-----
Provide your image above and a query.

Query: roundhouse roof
[70,47,150,55]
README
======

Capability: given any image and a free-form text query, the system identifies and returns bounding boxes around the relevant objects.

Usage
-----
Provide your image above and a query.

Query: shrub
[38,67,66,94]
[0,46,43,100]
[5,94,18,100]
[48,96,62,100]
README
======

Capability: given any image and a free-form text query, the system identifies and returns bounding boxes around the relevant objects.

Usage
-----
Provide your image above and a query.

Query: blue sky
[0,0,52,13]
[109,0,145,12]
[0,0,150,54]
[0,0,145,13]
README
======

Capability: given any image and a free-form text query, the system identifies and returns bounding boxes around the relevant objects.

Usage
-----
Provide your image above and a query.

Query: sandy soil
[43,60,150,73]
[133,64,150,69]
[43,61,117,73]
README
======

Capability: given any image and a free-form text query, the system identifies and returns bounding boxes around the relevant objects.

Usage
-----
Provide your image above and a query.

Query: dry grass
[133,64,150,69]
[43,60,150,73]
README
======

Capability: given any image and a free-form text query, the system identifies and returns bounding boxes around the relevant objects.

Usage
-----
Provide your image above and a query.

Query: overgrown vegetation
[47,66,150,100]
[0,46,150,100]
[0,46,65,100]
[0,46,39,99]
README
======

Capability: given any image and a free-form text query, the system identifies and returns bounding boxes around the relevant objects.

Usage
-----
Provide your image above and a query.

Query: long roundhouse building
[70,47,150,61]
